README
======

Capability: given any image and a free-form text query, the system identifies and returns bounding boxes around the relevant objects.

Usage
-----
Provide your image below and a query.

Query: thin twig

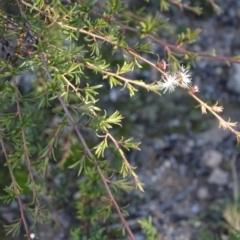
[0,135,31,240]
[106,132,144,191]
[14,82,41,216]
[94,6,240,65]
[189,92,239,138]
[39,52,136,240]
[231,154,238,203]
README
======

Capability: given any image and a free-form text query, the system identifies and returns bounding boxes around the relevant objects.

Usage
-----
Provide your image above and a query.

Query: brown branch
[93,7,240,65]
[169,0,201,14]
[21,0,240,66]
[16,1,135,239]
[39,52,136,240]
[189,92,239,137]
[106,132,144,191]
[15,83,40,206]
[0,135,31,240]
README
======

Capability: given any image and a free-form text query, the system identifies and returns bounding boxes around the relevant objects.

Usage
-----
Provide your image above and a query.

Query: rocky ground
[122,1,240,239]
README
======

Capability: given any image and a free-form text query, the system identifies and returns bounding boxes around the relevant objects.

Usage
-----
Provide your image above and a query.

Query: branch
[0,135,31,240]
[39,52,136,240]
[15,82,40,208]
[16,0,136,239]
[93,7,240,65]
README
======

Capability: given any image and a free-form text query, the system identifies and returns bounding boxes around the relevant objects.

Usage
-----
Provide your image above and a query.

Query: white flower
[178,65,192,88]
[30,233,35,239]
[158,73,178,93]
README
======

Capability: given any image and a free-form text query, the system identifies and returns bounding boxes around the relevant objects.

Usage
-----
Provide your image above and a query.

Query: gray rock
[197,187,209,200]
[109,88,121,102]
[201,150,223,168]
[153,138,166,150]
[227,63,240,94]
[134,233,145,240]
[198,127,228,145]
[191,203,200,214]
[207,168,229,185]
[168,119,180,127]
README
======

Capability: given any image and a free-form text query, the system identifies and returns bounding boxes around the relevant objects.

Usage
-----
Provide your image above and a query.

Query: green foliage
[4,219,21,237]
[70,168,125,239]
[200,229,240,240]
[200,230,220,240]
[138,217,158,240]
[0,0,237,239]
[70,227,107,240]
[139,14,166,37]
[177,28,202,45]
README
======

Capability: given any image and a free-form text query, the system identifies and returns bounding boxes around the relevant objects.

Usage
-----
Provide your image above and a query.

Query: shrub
[0,0,239,239]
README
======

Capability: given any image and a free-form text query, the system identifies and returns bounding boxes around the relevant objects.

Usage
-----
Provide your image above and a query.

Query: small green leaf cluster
[70,167,125,239]
[138,217,158,240]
